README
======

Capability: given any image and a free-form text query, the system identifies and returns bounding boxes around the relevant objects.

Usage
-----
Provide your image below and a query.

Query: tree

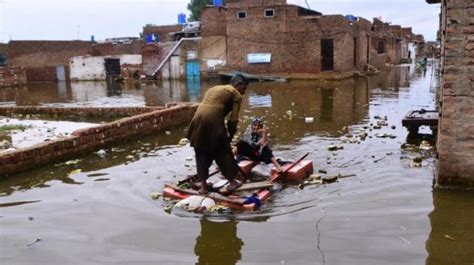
[187,0,211,21]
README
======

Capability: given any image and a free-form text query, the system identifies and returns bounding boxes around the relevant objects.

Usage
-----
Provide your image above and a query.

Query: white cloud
[2,0,441,41]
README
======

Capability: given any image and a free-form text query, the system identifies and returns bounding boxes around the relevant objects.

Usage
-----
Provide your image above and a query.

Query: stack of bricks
[0,103,198,176]
[436,0,474,186]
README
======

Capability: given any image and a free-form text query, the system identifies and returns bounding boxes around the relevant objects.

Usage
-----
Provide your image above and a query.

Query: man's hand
[227,120,237,140]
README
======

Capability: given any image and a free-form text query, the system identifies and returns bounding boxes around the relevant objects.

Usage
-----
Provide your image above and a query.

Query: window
[265,9,275,17]
[238,11,247,19]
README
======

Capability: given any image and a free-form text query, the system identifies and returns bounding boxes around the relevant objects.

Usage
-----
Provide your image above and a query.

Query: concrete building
[69,55,142,81]
[426,0,474,187]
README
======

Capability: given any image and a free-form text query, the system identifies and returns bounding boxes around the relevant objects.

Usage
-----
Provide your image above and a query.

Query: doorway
[104,58,121,81]
[321,39,334,71]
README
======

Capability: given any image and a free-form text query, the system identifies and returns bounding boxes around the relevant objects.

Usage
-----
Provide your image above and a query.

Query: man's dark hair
[230,74,249,87]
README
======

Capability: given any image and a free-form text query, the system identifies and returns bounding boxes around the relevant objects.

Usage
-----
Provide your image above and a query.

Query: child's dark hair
[252,117,263,127]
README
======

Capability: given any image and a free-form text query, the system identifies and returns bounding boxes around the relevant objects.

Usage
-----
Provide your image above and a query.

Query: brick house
[7,41,92,81]
[7,40,145,82]
[201,0,375,79]
[426,0,474,187]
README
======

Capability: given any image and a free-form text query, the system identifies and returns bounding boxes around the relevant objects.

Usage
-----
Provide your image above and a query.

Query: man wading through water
[187,74,249,194]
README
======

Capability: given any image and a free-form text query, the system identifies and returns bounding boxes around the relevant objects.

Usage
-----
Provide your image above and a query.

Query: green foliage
[187,0,211,21]
[0,124,29,132]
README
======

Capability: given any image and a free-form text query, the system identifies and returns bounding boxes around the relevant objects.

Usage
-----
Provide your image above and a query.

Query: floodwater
[1,64,474,265]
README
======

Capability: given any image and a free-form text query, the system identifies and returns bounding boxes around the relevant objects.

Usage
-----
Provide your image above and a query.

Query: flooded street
[1,64,474,265]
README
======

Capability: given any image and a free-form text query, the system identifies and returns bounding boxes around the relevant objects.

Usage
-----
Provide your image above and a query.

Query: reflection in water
[240,78,369,144]
[0,80,207,107]
[187,78,202,102]
[426,190,474,265]
[248,93,272,108]
[105,81,123,97]
[194,219,243,265]
[320,88,334,122]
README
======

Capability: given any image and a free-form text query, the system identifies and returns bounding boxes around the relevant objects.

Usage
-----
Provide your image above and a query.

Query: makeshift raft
[163,154,313,212]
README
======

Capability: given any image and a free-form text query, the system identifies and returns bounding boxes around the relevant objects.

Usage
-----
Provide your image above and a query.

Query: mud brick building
[202,0,375,79]
[7,40,145,82]
[7,41,92,81]
[371,19,405,66]
[426,0,474,186]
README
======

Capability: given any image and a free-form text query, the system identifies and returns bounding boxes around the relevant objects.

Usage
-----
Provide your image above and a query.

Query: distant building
[7,40,144,82]
[200,0,377,79]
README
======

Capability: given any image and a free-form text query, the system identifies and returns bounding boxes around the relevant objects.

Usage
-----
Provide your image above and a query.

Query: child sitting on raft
[232,118,283,173]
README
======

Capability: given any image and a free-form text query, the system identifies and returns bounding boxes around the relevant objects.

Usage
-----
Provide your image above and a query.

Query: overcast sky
[0,0,440,43]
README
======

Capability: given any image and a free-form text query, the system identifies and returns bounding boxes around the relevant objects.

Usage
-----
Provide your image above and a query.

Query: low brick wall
[0,103,198,176]
[0,67,27,87]
[0,106,164,119]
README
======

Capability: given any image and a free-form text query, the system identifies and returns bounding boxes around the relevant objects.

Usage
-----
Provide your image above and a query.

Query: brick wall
[0,106,163,119]
[225,5,358,78]
[436,0,474,186]
[25,67,58,81]
[8,41,92,68]
[0,103,198,176]
[92,40,143,56]
[0,67,27,87]
[225,0,287,7]
[142,43,164,76]
[201,7,227,37]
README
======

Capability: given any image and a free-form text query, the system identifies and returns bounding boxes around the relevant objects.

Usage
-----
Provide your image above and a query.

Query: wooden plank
[402,110,439,127]
[164,183,246,205]
[236,181,273,192]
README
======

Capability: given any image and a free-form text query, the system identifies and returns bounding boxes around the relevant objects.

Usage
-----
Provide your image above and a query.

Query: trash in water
[444,234,456,241]
[27,237,42,247]
[64,159,81,166]
[327,145,344,151]
[411,157,423,167]
[0,140,12,149]
[69,169,82,175]
[96,149,107,157]
[322,174,338,183]
[178,138,190,146]
[150,192,162,200]
[165,131,171,136]
[305,117,314,123]
[419,141,432,151]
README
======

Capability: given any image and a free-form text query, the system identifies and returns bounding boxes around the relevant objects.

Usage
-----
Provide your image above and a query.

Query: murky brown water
[1,63,474,265]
